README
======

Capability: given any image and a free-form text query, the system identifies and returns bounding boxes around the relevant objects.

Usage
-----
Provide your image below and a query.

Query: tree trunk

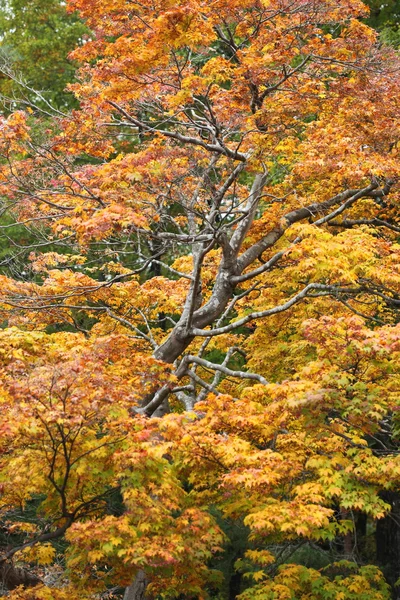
[376,491,400,599]
[355,512,368,562]
[229,569,242,600]
[123,571,149,600]
[0,560,41,590]
[339,509,354,560]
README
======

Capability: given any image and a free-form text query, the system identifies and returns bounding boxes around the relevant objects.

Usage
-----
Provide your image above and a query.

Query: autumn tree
[0,0,89,279]
[0,0,400,598]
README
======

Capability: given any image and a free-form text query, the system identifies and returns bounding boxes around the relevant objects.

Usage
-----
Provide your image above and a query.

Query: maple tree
[0,0,400,598]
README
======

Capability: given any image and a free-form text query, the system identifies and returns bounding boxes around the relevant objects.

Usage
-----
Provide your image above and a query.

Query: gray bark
[124,570,149,600]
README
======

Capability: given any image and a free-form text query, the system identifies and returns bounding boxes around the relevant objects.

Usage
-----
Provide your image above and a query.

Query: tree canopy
[0,0,400,599]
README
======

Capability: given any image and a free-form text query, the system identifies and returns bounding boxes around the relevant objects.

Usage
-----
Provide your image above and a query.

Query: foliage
[0,0,400,598]
[238,562,391,600]
[0,0,89,111]
[364,0,400,47]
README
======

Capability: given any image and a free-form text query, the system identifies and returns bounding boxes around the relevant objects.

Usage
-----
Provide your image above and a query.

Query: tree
[0,0,89,112]
[364,0,400,47]
[0,0,400,598]
[364,0,400,30]
[0,1,89,281]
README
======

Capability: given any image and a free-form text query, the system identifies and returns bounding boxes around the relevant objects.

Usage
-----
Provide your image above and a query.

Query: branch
[194,283,262,361]
[186,369,222,396]
[1,517,73,563]
[230,170,269,254]
[256,55,311,109]
[236,181,391,274]
[231,247,286,284]
[107,101,247,161]
[328,218,400,233]
[183,354,268,385]
[196,347,239,403]
[190,283,355,337]
[0,299,157,348]
[182,239,215,332]
[137,384,171,417]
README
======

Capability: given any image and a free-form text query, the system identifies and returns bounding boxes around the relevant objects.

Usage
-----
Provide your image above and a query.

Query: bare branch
[183,354,268,385]
[328,218,400,233]
[190,283,355,337]
[107,101,248,161]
